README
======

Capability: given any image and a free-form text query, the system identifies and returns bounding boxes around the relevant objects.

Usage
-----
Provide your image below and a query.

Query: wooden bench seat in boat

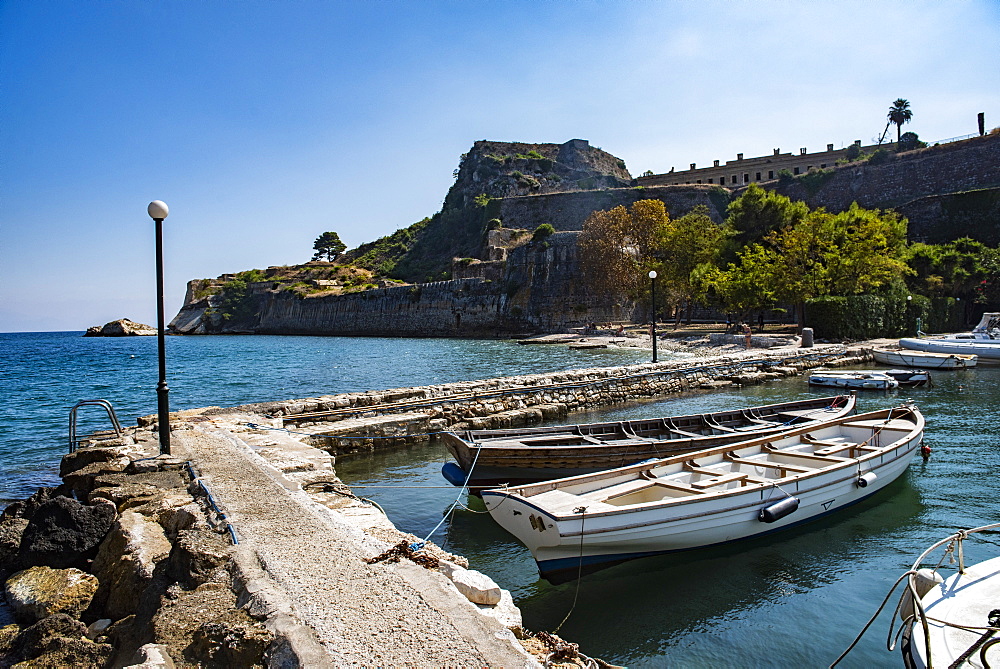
[801,434,878,456]
[534,489,617,514]
[762,444,848,464]
[723,453,814,474]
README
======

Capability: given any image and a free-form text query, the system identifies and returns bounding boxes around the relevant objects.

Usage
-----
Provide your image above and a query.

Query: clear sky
[3,0,998,332]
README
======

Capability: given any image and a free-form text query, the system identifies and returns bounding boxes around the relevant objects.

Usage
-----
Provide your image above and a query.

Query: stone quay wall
[212,346,867,454]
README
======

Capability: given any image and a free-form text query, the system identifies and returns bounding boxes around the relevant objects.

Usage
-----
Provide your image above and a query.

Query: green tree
[888,98,913,143]
[312,231,347,262]
[897,131,927,152]
[724,183,808,246]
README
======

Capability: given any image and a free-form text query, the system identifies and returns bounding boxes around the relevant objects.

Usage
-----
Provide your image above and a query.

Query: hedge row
[804,295,966,339]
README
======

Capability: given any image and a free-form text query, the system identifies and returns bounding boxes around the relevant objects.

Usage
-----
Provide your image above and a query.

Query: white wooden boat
[441,395,857,488]
[871,348,977,369]
[808,370,899,390]
[897,523,1000,668]
[482,406,923,580]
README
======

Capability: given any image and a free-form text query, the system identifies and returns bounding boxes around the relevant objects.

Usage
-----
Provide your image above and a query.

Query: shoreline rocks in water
[84,319,157,337]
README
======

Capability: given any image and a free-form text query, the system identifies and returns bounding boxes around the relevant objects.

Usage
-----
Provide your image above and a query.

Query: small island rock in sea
[83,319,157,337]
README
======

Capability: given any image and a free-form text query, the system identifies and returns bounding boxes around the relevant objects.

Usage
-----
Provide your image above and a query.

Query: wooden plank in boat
[723,454,814,474]
[689,471,750,489]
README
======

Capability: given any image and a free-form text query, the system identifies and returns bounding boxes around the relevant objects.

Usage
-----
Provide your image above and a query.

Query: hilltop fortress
[170,133,1000,336]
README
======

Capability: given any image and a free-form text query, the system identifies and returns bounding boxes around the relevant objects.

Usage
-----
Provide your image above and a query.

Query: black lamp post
[148,200,171,455]
[649,270,658,363]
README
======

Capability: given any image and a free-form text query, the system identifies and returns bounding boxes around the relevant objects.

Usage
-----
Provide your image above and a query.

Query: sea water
[3,331,999,666]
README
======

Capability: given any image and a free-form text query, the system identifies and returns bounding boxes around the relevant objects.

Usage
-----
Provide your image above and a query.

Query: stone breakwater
[1,343,870,667]
[230,345,863,452]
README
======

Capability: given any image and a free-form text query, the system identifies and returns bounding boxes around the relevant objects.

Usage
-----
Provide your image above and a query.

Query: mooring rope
[553,506,588,634]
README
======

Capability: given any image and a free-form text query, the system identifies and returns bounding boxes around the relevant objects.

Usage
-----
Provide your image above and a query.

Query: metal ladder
[68,399,124,453]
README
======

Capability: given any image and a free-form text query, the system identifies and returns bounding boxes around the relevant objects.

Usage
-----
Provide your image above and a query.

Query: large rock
[1,487,61,521]
[91,511,172,620]
[167,529,230,588]
[17,496,116,569]
[84,318,157,336]
[153,582,272,666]
[2,612,111,666]
[0,517,29,579]
[4,566,99,624]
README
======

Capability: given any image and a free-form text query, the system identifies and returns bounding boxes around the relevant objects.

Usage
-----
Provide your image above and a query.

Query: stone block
[438,561,502,605]
[4,567,99,624]
[91,511,173,620]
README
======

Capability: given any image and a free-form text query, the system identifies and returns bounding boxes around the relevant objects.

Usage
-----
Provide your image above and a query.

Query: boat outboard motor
[857,472,878,488]
[758,496,799,523]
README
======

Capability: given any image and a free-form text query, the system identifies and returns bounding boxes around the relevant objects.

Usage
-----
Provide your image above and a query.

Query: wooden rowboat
[482,405,923,580]
[440,395,856,488]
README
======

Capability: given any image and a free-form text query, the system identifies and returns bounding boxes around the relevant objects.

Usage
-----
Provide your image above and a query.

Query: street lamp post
[649,270,658,363]
[148,200,171,455]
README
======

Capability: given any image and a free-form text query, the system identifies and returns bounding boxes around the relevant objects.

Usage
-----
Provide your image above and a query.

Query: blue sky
[3,0,999,332]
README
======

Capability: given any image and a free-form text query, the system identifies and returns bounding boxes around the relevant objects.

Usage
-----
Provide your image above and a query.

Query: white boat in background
[934,312,1000,342]
[871,348,977,370]
[899,338,1000,363]
[483,406,924,580]
[898,312,1000,363]
[808,370,899,390]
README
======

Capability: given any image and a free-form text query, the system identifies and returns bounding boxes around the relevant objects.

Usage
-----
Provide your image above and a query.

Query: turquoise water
[4,331,999,666]
[0,331,648,505]
[335,370,1000,667]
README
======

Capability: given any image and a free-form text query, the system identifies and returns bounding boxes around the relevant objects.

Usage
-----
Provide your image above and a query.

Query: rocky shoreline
[1,342,872,666]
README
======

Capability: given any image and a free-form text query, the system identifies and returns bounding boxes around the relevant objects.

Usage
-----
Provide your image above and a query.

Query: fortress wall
[785,134,1000,213]
[497,185,726,232]
[249,278,506,336]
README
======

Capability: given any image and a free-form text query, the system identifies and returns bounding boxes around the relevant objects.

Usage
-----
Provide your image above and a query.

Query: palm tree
[887,99,913,143]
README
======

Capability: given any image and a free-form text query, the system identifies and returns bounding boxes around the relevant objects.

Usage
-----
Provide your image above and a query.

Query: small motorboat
[871,348,977,370]
[808,370,899,390]
[483,406,923,580]
[440,395,857,489]
[882,369,933,388]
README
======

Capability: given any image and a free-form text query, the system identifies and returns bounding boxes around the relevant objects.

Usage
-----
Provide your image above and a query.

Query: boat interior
[465,402,846,448]
[523,416,916,513]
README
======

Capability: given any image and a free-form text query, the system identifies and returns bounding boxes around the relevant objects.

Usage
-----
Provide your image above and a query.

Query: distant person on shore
[742,323,752,348]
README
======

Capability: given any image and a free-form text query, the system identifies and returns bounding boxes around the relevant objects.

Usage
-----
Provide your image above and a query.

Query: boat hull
[900,338,1000,362]
[871,348,976,369]
[483,408,922,579]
